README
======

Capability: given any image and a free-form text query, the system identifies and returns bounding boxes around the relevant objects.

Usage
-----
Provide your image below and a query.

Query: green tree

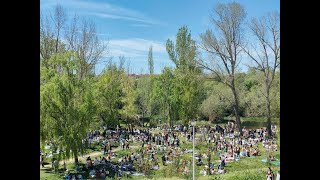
[166,26,204,124]
[242,70,266,117]
[157,67,177,127]
[201,82,233,121]
[166,26,198,72]
[95,60,124,127]
[40,51,96,164]
[148,46,154,74]
[121,73,138,126]
[136,45,157,121]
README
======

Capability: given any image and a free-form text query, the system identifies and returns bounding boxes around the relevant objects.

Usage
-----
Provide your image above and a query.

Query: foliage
[95,60,125,127]
[40,51,96,162]
[120,73,138,124]
[165,26,205,125]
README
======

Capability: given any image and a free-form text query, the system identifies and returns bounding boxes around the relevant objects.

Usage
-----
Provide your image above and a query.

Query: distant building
[127,74,150,79]
[127,74,141,79]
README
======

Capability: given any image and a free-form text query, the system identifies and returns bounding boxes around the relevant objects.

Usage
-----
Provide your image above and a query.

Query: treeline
[40,2,279,163]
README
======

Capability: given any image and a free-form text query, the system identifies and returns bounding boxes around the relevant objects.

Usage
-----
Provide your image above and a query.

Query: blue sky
[40,0,280,74]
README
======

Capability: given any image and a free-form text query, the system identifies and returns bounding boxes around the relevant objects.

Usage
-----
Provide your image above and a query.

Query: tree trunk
[168,102,172,127]
[74,149,78,164]
[266,84,272,138]
[142,117,144,127]
[231,86,242,136]
[208,150,211,175]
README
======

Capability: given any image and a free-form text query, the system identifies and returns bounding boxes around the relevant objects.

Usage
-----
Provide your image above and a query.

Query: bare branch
[195,60,223,83]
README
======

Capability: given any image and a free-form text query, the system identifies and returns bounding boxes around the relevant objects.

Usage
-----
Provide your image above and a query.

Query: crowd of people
[41,122,279,179]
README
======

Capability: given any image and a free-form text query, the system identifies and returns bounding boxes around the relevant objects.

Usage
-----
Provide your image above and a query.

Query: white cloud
[90,13,160,25]
[40,0,163,26]
[107,38,166,58]
[130,24,151,27]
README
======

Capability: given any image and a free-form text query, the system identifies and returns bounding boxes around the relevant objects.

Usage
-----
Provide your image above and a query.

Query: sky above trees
[40,0,279,74]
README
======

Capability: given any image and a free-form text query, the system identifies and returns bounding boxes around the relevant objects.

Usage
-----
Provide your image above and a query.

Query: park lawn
[41,141,279,180]
[41,124,280,180]
[40,169,60,180]
[40,167,68,180]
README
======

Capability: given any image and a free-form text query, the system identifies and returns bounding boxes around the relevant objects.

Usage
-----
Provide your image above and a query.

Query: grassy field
[40,118,280,180]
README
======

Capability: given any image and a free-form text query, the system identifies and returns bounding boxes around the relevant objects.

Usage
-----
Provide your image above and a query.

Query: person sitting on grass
[183,165,190,175]
[266,167,274,180]
[77,173,83,179]
[100,169,106,178]
[234,153,240,161]
[94,157,100,165]
[235,147,240,156]
[65,172,72,180]
[240,148,246,157]
[76,164,81,172]
[200,167,207,176]
[246,147,251,157]
[152,162,160,170]
[89,169,96,178]
[210,167,215,175]
[217,165,225,174]
[202,153,208,159]
[252,148,260,156]
[197,155,203,166]
[96,169,101,178]
[101,157,106,164]
[268,155,276,161]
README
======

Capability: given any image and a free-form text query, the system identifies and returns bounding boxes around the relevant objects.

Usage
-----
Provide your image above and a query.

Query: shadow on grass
[41,168,53,173]
[41,168,65,174]
[242,121,279,128]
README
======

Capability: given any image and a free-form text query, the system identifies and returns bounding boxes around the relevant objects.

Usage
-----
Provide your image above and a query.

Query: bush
[117,150,131,157]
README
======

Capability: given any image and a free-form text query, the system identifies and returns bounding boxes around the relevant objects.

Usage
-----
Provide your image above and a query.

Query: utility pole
[191,121,196,180]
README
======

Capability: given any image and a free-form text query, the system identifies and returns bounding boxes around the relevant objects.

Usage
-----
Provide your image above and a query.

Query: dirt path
[56,145,139,165]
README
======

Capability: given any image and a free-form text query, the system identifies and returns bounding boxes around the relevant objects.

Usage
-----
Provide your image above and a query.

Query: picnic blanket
[261,159,280,165]
[190,156,200,159]
[131,172,145,176]
[272,161,280,165]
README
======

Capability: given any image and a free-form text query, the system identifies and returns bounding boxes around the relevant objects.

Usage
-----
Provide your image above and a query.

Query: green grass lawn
[40,169,60,180]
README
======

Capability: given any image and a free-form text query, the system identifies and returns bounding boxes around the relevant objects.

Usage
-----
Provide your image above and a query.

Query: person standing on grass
[276,170,280,180]
[63,161,66,171]
[126,139,129,149]
[121,140,124,150]
[161,153,166,166]
[103,144,107,155]
[51,157,55,169]
[40,154,45,168]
